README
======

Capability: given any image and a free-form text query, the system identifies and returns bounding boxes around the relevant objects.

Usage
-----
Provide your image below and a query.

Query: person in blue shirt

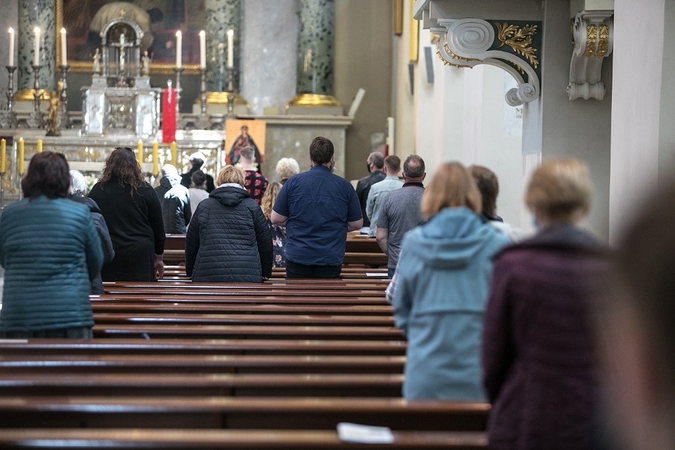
[271,136,362,278]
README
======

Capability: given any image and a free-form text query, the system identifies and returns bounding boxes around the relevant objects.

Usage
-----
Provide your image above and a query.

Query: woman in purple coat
[482,158,608,450]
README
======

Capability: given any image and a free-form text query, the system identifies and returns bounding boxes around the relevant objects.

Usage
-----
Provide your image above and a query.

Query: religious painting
[56,0,206,73]
[225,120,266,168]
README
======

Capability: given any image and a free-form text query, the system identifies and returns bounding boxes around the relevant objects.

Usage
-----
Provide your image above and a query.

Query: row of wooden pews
[0,269,489,448]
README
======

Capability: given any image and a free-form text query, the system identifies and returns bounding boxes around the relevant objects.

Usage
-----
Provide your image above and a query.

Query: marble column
[291,0,338,105]
[18,0,55,91]
[204,0,241,93]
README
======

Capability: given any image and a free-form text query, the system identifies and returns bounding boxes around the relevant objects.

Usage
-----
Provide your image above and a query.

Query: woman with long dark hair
[0,152,103,338]
[89,147,165,281]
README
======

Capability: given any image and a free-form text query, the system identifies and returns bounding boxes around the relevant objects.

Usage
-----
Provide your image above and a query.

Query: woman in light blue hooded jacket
[391,161,509,400]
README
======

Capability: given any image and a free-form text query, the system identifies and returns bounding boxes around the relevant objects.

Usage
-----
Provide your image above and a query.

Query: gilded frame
[56,0,201,74]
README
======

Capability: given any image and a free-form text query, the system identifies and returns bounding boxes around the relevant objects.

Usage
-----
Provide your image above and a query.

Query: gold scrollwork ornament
[494,22,539,69]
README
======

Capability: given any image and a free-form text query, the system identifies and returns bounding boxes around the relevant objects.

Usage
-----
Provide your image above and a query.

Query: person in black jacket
[185,165,272,283]
[69,170,115,294]
[155,164,191,234]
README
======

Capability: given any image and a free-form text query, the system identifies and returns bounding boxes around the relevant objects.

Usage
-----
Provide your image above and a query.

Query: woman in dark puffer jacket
[185,165,272,282]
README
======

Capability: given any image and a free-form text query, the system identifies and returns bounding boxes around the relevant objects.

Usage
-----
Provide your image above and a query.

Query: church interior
[0,0,671,448]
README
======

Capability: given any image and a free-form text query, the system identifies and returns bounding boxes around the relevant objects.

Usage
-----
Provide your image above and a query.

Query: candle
[60,28,67,66]
[8,28,14,67]
[152,139,159,175]
[0,139,6,173]
[170,141,177,165]
[18,137,24,174]
[227,29,234,68]
[175,30,182,68]
[137,140,143,168]
[36,139,42,153]
[199,30,206,69]
[33,27,40,66]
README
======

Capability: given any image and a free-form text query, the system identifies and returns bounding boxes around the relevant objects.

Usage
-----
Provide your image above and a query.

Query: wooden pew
[0,396,490,431]
[0,429,487,449]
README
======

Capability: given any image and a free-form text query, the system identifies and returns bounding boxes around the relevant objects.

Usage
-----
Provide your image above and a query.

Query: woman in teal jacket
[0,152,103,338]
[391,162,509,400]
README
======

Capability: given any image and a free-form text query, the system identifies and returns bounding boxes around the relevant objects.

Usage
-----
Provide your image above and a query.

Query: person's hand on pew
[154,254,164,280]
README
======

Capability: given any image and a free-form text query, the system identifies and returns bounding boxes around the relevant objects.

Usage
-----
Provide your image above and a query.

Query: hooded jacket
[155,172,191,234]
[392,207,509,400]
[185,185,273,282]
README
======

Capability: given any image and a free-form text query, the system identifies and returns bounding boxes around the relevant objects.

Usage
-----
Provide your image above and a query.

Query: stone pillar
[17,0,55,91]
[289,0,340,109]
[204,0,241,93]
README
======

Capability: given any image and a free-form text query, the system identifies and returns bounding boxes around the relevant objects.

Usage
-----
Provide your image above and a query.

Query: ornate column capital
[567,11,614,100]
[432,18,542,106]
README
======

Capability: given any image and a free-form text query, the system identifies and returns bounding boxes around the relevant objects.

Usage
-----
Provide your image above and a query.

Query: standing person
[188,170,209,216]
[228,125,263,170]
[0,152,103,338]
[185,165,272,282]
[155,164,191,234]
[376,155,426,278]
[260,181,286,268]
[366,155,403,238]
[355,152,385,227]
[69,170,115,295]
[482,158,606,449]
[391,162,509,400]
[240,146,268,204]
[180,152,215,193]
[89,147,165,281]
[271,136,362,279]
[275,157,300,185]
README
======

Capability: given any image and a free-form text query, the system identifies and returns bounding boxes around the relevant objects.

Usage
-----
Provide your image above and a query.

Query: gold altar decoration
[287,93,341,107]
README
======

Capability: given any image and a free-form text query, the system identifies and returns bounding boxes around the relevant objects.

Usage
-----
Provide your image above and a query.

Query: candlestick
[27,64,43,129]
[1,139,5,173]
[197,67,209,129]
[137,140,143,168]
[227,29,234,68]
[57,65,70,131]
[226,66,235,119]
[152,140,159,175]
[33,27,40,66]
[60,28,67,66]
[8,28,14,67]
[18,137,24,175]
[0,66,17,128]
[36,139,42,153]
[175,30,182,68]
[170,141,177,165]
[174,66,184,124]
[199,30,206,69]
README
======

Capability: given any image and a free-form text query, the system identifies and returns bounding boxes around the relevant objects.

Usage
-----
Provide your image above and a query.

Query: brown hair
[525,158,591,225]
[21,152,70,200]
[260,181,282,220]
[421,162,481,219]
[384,155,401,173]
[309,136,334,165]
[216,165,245,187]
[99,147,147,194]
[469,165,499,217]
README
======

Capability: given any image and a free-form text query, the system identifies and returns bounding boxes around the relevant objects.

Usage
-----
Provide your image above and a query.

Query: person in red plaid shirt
[239,147,268,204]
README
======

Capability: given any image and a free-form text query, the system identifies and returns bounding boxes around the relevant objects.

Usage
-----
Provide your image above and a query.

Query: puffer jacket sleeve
[91,211,115,265]
[185,203,202,277]
[83,213,104,281]
[252,204,273,278]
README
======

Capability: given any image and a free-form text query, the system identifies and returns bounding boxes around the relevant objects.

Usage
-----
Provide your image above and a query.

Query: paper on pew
[366,272,388,277]
[337,422,394,444]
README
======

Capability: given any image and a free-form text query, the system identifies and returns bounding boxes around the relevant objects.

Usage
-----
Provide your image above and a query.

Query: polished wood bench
[0,429,487,449]
[0,396,490,431]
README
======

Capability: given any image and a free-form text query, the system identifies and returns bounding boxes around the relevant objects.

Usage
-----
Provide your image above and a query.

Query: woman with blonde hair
[391,161,509,400]
[260,181,286,267]
[185,165,272,282]
[482,157,607,449]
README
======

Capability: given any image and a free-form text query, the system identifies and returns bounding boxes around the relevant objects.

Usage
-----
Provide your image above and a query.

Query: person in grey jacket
[69,170,115,294]
[185,165,272,282]
[0,152,103,338]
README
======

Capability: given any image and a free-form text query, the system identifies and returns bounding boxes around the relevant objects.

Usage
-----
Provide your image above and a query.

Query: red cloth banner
[162,88,176,144]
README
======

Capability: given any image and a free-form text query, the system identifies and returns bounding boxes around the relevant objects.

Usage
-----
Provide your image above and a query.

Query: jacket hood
[160,174,180,188]
[496,223,608,259]
[406,207,501,270]
[209,185,250,207]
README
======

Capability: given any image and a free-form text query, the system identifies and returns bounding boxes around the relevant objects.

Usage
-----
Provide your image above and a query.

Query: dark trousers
[285,260,342,279]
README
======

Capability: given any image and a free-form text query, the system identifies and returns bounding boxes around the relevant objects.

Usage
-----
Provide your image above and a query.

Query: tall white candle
[33,26,40,66]
[227,29,234,68]
[8,28,14,67]
[175,30,182,68]
[60,28,67,66]
[199,30,206,69]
